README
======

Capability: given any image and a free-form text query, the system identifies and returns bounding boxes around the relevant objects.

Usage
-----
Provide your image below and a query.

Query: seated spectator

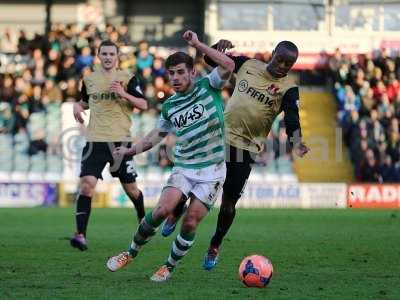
[359,149,381,182]
[372,80,386,100]
[380,155,397,182]
[29,48,44,70]
[47,48,61,65]
[351,69,365,94]
[42,80,62,103]
[0,102,14,133]
[32,56,46,85]
[109,31,119,44]
[1,76,16,103]
[58,56,77,81]
[46,64,59,82]
[376,140,388,164]
[371,117,385,143]
[363,56,375,82]
[342,109,359,144]
[139,67,153,87]
[17,30,30,55]
[352,138,369,176]
[62,78,79,102]
[76,46,93,73]
[135,41,154,72]
[394,92,400,118]
[29,85,45,113]
[380,106,394,132]
[152,58,166,78]
[343,85,361,112]
[14,77,29,95]
[119,52,136,70]
[386,74,399,102]
[337,63,350,85]
[14,95,30,133]
[387,131,400,163]
[118,25,131,45]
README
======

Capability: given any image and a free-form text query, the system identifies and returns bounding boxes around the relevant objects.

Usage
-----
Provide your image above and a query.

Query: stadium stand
[329,48,400,182]
[293,90,354,183]
[0,24,294,180]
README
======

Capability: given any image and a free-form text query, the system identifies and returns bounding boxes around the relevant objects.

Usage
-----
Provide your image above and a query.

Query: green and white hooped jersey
[158,68,226,169]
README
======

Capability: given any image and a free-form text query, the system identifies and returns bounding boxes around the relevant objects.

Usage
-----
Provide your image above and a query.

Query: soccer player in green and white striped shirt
[106,30,234,282]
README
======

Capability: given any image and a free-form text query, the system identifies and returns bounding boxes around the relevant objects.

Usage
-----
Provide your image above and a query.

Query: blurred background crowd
[330,48,400,182]
[0,24,291,177]
[1,22,399,182]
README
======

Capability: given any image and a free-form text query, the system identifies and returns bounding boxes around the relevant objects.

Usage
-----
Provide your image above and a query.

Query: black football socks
[129,190,145,222]
[75,194,92,236]
[210,205,236,248]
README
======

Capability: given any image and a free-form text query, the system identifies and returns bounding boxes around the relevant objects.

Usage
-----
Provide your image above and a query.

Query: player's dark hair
[98,40,119,54]
[275,41,298,54]
[165,52,194,70]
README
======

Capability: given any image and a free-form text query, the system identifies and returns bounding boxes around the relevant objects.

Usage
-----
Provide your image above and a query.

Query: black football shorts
[223,144,256,201]
[79,142,137,183]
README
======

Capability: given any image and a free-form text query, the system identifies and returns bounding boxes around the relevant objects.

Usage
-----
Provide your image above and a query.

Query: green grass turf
[0,208,399,300]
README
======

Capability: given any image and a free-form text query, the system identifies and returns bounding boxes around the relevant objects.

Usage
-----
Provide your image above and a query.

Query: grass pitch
[0,208,399,299]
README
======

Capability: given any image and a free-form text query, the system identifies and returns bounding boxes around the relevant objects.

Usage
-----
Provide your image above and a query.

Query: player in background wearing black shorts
[70,40,148,251]
[162,40,310,268]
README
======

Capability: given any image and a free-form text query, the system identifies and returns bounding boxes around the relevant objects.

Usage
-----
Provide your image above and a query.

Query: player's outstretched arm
[73,82,90,123]
[113,128,168,157]
[293,141,310,158]
[183,30,234,80]
[110,80,148,110]
[73,101,88,124]
[281,87,310,158]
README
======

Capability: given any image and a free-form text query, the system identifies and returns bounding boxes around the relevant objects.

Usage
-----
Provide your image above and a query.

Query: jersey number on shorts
[208,182,221,201]
[126,161,136,175]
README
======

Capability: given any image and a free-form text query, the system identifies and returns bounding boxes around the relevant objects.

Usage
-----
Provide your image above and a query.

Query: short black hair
[165,51,194,70]
[275,41,298,54]
[98,40,119,54]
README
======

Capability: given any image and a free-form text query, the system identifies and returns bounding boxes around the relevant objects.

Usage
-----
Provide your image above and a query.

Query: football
[238,255,273,288]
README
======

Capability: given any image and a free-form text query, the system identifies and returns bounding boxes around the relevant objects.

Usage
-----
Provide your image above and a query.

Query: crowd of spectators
[0,24,289,174]
[6,22,398,181]
[329,48,400,182]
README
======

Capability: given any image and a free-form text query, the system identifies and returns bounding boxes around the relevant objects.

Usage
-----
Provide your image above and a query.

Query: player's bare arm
[73,80,90,124]
[110,80,148,110]
[183,30,234,80]
[73,100,88,124]
[293,141,310,158]
[113,128,168,157]
[203,40,249,74]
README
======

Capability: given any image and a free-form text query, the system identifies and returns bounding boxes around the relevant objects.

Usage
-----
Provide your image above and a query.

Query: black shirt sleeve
[281,87,302,146]
[81,82,89,103]
[126,76,145,98]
